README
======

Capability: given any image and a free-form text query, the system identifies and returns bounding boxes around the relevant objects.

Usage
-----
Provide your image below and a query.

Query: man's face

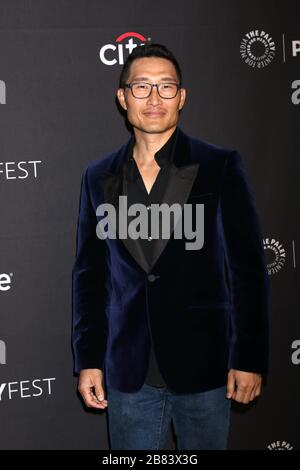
[117,57,186,135]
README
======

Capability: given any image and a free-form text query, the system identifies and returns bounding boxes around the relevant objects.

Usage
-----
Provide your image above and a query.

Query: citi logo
[0,340,6,365]
[0,273,12,291]
[0,80,6,104]
[99,32,149,66]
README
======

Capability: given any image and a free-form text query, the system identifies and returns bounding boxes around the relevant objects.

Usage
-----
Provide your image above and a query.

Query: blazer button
[148,274,157,282]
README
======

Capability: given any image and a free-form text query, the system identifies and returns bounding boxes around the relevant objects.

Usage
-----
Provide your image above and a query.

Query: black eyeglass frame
[124,82,181,99]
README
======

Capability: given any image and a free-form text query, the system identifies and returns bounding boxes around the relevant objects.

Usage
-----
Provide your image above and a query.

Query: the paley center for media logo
[263,238,286,274]
[240,30,276,68]
[267,440,293,450]
[99,31,150,65]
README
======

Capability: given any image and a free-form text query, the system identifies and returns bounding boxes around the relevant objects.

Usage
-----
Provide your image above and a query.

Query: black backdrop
[0,0,299,450]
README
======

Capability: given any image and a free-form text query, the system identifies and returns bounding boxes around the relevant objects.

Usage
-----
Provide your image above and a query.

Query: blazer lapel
[148,129,200,271]
[149,162,199,272]
[99,128,200,273]
[99,136,150,272]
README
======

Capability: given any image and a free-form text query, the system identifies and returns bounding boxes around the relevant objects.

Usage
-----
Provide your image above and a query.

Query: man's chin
[133,123,176,134]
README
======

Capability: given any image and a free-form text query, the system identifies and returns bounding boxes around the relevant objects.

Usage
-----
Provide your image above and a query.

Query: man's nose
[147,85,161,104]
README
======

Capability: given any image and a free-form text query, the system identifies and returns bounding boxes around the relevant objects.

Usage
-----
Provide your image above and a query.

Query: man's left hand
[226,369,262,404]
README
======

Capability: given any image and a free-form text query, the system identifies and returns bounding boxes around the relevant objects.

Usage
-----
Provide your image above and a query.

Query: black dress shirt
[122,128,178,388]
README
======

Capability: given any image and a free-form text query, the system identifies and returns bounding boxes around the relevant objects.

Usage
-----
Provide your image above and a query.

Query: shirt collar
[127,127,178,168]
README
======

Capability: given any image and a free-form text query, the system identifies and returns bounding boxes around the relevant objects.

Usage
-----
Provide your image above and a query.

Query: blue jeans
[106,383,231,450]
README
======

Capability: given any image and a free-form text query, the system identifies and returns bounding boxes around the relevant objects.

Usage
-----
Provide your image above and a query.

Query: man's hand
[78,368,108,409]
[226,369,262,404]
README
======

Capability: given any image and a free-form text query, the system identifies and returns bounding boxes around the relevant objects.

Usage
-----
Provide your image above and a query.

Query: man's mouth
[143,111,166,117]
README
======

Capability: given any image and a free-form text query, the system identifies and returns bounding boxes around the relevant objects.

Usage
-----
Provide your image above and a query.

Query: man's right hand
[78,368,108,409]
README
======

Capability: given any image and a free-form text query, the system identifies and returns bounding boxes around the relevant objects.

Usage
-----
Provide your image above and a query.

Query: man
[72,43,269,450]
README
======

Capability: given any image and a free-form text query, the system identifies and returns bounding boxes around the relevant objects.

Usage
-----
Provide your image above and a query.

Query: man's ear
[117,88,127,111]
[178,88,186,111]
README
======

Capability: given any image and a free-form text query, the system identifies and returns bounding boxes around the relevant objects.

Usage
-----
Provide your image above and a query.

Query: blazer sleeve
[220,150,270,375]
[72,167,108,374]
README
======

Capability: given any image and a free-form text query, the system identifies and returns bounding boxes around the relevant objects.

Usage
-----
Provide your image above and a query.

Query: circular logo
[263,238,286,275]
[267,440,293,450]
[240,30,276,68]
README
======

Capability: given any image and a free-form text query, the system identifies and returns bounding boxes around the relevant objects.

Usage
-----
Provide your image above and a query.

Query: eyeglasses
[124,82,180,99]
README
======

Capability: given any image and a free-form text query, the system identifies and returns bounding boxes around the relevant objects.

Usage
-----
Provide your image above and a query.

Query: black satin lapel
[149,162,200,271]
[100,169,150,273]
[99,128,199,274]
[120,168,150,273]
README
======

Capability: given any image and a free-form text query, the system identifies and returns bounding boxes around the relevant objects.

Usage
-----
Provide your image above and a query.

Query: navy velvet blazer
[72,127,270,393]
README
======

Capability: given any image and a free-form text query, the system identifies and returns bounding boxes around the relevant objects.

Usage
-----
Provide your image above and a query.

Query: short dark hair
[119,43,182,88]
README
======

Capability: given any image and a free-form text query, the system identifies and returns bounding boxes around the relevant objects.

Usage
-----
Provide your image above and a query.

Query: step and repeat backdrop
[0,0,299,450]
